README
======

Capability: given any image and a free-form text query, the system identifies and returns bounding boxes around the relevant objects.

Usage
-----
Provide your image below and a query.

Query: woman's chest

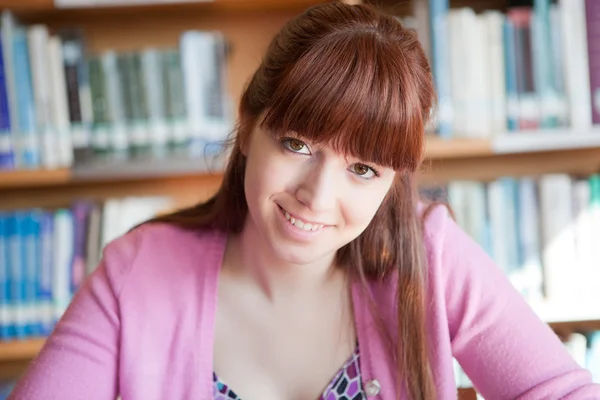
[212,281,358,400]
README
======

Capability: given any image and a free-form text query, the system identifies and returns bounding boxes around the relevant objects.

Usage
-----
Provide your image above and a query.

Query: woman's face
[242,124,396,266]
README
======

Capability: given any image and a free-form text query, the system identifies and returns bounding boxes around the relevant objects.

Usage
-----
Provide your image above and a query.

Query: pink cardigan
[9,206,600,399]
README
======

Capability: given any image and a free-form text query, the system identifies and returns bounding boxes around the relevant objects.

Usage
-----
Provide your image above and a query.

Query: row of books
[0,196,173,340]
[0,10,233,171]
[413,0,600,136]
[424,173,600,321]
[455,331,600,389]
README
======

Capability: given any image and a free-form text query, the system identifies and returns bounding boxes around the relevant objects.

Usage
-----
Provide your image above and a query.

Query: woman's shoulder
[417,200,453,248]
[101,222,227,283]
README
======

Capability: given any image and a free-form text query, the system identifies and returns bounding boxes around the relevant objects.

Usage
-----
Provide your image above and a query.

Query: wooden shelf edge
[3,134,600,190]
[0,154,226,190]
[425,137,492,159]
[0,168,71,189]
[0,338,45,362]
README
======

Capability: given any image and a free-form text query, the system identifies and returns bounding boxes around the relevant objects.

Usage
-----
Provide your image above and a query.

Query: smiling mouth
[278,205,324,232]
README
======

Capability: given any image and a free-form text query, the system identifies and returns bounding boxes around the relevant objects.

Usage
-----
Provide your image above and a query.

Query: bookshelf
[1,0,600,396]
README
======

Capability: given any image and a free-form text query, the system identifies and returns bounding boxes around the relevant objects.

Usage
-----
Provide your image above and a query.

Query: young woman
[10,2,600,400]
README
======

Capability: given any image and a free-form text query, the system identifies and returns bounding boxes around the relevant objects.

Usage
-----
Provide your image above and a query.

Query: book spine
[429,0,453,136]
[24,209,42,336]
[103,51,128,160]
[53,209,74,320]
[28,25,58,169]
[12,28,39,168]
[560,0,592,129]
[70,202,90,295]
[39,211,54,335]
[9,212,26,338]
[162,49,188,150]
[503,19,519,132]
[0,213,8,339]
[88,56,110,158]
[141,48,168,158]
[0,35,13,169]
[585,0,600,124]
[533,0,560,128]
[48,35,73,168]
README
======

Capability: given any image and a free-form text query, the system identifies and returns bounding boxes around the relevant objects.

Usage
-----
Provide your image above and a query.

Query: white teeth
[283,208,323,231]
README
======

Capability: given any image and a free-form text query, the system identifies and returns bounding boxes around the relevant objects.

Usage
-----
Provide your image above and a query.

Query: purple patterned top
[213,346,365,399]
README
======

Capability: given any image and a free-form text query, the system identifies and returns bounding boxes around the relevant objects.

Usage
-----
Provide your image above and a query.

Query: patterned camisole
[213,346,366,400]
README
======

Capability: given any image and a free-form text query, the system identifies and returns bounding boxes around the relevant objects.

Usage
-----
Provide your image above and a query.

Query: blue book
[5,213,19,338]
[24,210,43,337]
[39,211,54,335]
[503,19,519,132]
[12,28,39,168]
[0,35,13,170]
[12,211,27,339]
[0,213,9,339]
[428,0,453,137]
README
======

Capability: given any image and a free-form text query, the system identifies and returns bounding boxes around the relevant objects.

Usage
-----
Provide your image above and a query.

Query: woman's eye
[352,163,376,179]
[282,138,311,155]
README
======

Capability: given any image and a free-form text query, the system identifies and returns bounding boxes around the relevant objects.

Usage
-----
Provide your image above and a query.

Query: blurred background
[0,0,599,398]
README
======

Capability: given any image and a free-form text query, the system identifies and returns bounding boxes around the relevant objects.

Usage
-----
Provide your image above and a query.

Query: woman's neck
[222,217,344,303]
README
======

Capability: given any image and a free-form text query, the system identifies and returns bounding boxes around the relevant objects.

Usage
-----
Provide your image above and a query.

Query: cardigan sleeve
[438,210,600,399]
[8,232,136,400]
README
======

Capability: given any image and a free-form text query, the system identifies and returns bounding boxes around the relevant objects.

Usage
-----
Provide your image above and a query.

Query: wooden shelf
[549,319,600,334]
[0,168,71,189]
[0,154,225,190]
[419,133,600,184]
[0,338,45,362]
[2,135,600,191]
[425,137,492,159]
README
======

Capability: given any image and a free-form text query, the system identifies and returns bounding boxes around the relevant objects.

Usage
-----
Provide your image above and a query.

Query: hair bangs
[260,28,425,171]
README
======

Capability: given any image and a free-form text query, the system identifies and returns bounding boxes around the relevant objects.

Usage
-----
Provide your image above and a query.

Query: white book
[447,181,468,230]
[448,10,466,136]
[549,4,569,127]
[483,11,507,136]
[538,174,576,309]
[487,179,510,275]
[559,0,592,129]
[516,178,543,305]
[101,198,122,250]
[53,209,74,320]
[48,35,73,168]
[181,31,208,151]
[448,181,488,251]
[28,25,59,168]
[572,179,595,303]
[564,332,588,368]
[119,196,173,235]
[471,14,492,137]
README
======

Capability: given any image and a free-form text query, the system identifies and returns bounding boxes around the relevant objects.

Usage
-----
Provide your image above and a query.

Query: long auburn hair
[148,2,437,398]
